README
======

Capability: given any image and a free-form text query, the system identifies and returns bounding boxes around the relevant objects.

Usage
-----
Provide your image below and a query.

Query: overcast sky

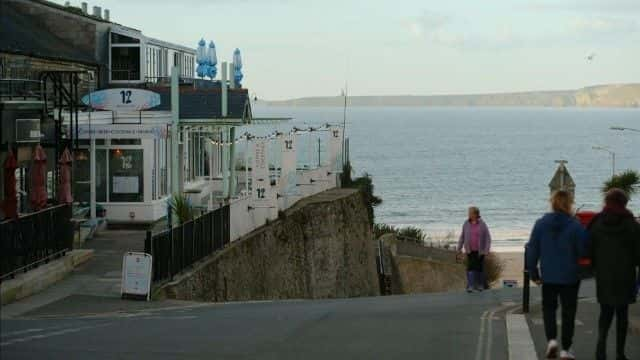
[56,0,640,100]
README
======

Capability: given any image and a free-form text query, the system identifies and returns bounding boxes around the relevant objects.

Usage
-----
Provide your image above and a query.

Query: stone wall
[379,234,467,294]
[160,188,380,302]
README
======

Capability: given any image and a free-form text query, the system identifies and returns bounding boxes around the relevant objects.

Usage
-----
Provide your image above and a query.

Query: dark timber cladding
[149,85,250,119]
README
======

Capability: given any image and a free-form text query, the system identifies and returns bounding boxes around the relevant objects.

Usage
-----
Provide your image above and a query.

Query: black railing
[0,78,43,100]
[0,204,73,281]
[145,205,230,283]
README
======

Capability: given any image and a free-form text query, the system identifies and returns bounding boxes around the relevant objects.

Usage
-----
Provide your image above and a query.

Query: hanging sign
[327,126,343,172]
[251,139,275,206]
[279,134,298,196]
[121,252,152,301]
[78,124,168,139]
[81,88,161,111]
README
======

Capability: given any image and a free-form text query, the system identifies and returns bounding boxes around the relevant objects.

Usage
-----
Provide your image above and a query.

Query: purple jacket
[457,218,492,255]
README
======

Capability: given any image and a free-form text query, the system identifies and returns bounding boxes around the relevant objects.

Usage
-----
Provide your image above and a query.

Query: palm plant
[602,170,640,198]
[168,193,195,224]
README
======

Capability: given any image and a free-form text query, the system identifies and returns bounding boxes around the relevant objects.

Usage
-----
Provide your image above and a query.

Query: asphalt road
[1,288,524,360]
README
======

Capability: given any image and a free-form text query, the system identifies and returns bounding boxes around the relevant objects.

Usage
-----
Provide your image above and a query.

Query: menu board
[112,176,139,194]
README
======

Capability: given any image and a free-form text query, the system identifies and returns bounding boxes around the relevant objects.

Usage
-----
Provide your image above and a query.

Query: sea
[250,105,640,252]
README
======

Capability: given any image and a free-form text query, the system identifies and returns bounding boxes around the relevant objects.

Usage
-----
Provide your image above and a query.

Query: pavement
[526,280,640,360]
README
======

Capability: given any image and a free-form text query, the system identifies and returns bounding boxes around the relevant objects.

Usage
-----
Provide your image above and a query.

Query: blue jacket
[525,212,588,285]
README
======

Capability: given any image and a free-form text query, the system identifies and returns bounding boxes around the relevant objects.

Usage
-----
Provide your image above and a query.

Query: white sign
[121,252,152,300]
[82,88,161,111]
[251,139,275,206]
[78,124,168,139]
[327,126,343,172]
[279,134,298,196]
[113,176,139,194]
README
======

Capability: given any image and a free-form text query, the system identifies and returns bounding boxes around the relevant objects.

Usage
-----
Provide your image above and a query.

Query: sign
[327,126,343,171]
[503,280,518,288]
[279,134,298,196]
[82,88,161,111]
[78,124,168,139]
[251,139,275,206]
[112,176,139,194]
[121,252,152,300]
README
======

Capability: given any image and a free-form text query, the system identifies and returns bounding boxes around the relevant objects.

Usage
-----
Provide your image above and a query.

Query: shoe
[545,339,559,359]
[616,356,629,360]
[560,349,575,360]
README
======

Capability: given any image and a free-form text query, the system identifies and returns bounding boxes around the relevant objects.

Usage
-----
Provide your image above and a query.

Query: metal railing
[145,205,230,283]
[0,78,44,101]
[0,204,73,281]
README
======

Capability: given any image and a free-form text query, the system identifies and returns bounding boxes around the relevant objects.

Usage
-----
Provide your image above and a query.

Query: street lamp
[592,146,616,177]
[610,126,640,133]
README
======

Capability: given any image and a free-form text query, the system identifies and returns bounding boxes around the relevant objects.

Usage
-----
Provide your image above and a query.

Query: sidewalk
[1,229,146,319]
[525,280,640,359]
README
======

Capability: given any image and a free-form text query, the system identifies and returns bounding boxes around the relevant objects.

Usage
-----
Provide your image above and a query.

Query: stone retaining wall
[159,188,380,302]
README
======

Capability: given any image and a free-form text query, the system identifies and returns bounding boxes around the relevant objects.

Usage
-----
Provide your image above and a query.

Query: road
[1,288,523,360]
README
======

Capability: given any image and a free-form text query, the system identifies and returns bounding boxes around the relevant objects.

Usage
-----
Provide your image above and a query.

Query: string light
[206,124,341,147]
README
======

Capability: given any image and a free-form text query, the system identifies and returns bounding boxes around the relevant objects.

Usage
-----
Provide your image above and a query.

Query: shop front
[75,120,171,223]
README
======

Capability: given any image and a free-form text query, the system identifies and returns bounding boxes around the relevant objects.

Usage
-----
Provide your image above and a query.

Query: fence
[0,204,73,281]
[145,205,230,283]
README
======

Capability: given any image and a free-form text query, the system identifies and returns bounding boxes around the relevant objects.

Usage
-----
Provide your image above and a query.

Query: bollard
[522,246,530,313]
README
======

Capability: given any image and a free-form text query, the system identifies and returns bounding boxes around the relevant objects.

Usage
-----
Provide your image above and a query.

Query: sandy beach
[495,251,525,288]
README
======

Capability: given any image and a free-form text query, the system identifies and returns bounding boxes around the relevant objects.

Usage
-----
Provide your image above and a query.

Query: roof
[549,163,576,190]
[0,1,99,65]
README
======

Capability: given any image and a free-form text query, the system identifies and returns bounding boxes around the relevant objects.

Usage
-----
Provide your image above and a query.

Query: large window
[109,149,143,202]
[110,32,141,82]
[73,149,107,203]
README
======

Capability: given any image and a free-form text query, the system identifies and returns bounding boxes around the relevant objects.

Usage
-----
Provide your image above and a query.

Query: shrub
[342,162,382,224]
[483,253,505,287]
[168,193,194,224]
[396,226,427,244]
[374,223,396,239]
[602,170,640,198]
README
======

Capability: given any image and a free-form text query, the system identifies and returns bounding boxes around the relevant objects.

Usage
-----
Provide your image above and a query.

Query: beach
[495,251,525,288]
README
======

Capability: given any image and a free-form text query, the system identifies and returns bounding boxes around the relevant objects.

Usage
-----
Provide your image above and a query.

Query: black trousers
[598,304,629,357]
[542,283,580,350]
[466,251,484,272]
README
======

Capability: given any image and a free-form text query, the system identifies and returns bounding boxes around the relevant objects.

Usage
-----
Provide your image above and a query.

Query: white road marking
[475,310,489,360]
[530,318,583,326]
[507,314,538,360]
[0,323,111,347]
[0,328,44,337]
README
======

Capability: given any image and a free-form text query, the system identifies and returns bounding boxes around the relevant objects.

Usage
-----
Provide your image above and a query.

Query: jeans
[542,282,580,350]
[597,304,629,358]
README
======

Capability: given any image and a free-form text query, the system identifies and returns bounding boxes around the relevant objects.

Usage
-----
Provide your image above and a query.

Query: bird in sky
[587,53,596,61]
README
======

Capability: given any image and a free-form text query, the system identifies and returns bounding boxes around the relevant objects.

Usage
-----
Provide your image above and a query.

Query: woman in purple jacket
[457,207,492,292]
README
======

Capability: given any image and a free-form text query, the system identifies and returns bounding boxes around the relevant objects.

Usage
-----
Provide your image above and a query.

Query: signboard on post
[251,139,275,207]
[327,126,343,172]
[279,133,298,196]
[81,88,161,112]
[121,252,152,301]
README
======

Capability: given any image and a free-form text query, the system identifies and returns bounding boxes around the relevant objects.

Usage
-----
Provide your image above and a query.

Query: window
[109,149,143,202]
[111,33,140,44]
[111,139,141,145]
[111,47,140,81]
[73,149,107,203]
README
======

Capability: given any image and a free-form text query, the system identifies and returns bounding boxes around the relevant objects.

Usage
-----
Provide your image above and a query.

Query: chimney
[81,2,88,14]
[103,9,110,21]
[92,6,102,18]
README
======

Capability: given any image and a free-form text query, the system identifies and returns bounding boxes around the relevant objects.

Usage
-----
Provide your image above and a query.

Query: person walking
[526,190,587,360]
[588,189,640,360]
[457,206,491,292]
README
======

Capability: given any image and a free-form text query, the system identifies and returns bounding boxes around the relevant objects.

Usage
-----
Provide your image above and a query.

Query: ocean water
[252,105,640,251]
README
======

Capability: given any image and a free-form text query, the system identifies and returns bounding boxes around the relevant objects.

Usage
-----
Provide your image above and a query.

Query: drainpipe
[90,137,96,219]
[170,65,181,195]
[229,127,236,197]
[221,62,228,117]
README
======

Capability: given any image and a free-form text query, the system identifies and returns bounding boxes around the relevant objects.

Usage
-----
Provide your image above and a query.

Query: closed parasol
[30,144,48,211]
[57,148,73,204]
[3,149,18,219]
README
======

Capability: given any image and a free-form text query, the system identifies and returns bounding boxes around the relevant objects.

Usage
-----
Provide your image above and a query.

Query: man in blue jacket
[526,190,588,360]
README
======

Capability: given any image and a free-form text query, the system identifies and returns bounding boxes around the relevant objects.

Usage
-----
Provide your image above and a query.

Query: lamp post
[592,146,616,177]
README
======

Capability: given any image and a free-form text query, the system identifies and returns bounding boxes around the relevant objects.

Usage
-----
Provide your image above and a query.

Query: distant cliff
[266,84,640,108]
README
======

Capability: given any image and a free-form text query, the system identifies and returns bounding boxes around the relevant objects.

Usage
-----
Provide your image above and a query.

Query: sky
[55,0,640,100]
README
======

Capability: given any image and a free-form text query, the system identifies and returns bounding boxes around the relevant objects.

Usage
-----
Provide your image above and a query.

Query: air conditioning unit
[15,118,42,142]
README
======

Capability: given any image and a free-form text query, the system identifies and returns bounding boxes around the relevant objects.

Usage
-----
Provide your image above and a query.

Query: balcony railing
[0,79,44,101]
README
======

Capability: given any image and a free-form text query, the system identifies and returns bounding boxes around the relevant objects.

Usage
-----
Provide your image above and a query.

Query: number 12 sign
[81,88,161,111]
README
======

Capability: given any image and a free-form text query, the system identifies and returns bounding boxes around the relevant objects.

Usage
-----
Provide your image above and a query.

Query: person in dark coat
[588,188,640,360]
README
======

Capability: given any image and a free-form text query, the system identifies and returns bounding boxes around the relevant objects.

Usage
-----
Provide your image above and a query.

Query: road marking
[530,318,583,326]
[474,310,489,360]
[0,323,112,347]
[506,314,538,360]
[0,328,45,338]
[485,308,496,360]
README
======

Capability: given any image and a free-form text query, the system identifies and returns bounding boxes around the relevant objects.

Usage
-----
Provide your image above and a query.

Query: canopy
[57,148,73,204]
[3,149,18,219]
[233,48,243,87]
[30,144,48,211]
[206,41,217,79]
[196,38,208,78]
